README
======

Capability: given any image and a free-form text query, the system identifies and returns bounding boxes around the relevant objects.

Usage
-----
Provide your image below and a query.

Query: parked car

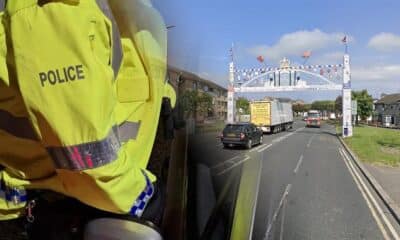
[220,123,263,149]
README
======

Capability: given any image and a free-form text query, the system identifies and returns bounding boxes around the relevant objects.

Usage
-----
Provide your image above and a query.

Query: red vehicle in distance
[306,110,321,128]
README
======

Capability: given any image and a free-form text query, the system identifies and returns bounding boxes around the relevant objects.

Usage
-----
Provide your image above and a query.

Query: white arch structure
[237,68,342,92]
[227,56,353,137]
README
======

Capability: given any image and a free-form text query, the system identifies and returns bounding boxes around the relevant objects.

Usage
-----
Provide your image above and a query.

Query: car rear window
[223,124,245,133]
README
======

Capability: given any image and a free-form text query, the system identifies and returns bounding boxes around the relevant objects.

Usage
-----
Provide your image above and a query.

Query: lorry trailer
[250,100,293,133]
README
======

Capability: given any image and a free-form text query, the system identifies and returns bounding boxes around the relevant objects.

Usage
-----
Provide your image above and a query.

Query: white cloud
[321,52,344,62]
[368,33,400,52]
[352,64,400,81]
[309,51,344,65]
[247,29,351,62]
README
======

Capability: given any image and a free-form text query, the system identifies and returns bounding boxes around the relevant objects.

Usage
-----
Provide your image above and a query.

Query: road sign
[351,100,357,115]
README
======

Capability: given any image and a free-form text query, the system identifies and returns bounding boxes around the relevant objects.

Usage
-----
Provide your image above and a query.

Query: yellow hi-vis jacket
[0,0,175,220]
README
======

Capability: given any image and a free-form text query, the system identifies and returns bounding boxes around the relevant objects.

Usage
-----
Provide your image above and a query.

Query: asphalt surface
[189,120,400,240]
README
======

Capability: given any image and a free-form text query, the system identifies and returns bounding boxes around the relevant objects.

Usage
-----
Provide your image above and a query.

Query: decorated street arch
[227,54,353,137]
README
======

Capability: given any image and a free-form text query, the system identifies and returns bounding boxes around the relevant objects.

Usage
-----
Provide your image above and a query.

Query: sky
[153,0,400,102]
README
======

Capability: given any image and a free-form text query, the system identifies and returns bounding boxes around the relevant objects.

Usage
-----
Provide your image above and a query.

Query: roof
[168,65,227,91]
[376,93,400,104]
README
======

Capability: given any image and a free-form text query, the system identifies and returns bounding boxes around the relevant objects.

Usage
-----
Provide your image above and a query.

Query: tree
[178,90,213,118]
[311,100,335,112]
[335,95,342,114]
[236,97,250,114]
[197,92,213,116]
[304,104,311,112]
[179,90,197,118]
[292,104,304,113]
[292,103,310,114]
[352,90,373,121]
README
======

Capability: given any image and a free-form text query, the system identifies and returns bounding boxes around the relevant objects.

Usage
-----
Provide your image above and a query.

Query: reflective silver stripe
[47,126,121,171]
[118,121,140,142]
[0,0,5,12]
[47,122,140,171]
[95,0,123,78]
[0,110,37,140]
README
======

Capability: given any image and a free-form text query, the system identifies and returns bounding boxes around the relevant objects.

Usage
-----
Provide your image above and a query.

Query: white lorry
[250,100,293,133]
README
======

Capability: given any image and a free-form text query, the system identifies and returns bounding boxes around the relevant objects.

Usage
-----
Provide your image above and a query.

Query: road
[189,120,400,240]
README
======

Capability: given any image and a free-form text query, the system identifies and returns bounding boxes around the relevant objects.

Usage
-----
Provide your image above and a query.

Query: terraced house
[374,93,400,127]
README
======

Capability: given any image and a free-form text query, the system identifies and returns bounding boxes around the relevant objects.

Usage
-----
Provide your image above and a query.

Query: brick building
[167,66,227,122]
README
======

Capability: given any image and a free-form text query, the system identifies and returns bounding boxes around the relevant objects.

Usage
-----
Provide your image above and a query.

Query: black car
[220,123,263,149]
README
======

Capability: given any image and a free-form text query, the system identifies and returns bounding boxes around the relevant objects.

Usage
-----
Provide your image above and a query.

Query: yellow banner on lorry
[250,101,271,126]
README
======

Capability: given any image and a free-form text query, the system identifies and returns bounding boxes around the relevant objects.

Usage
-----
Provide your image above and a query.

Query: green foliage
[236,97,250,114]
[304,104,311,112]
[178,90,213,117]
[197,92,213,114]
[352,90,374,120]
[335,95,342,113]
[179,90,197,117]
[310,100,335,112]
[344,125,400,166]
[292,103,311,113]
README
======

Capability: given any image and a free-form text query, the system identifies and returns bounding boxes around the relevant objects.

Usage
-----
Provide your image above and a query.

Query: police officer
[0,0,175,238]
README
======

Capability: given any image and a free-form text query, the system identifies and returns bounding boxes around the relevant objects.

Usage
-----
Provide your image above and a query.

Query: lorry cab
[306,110,321,128]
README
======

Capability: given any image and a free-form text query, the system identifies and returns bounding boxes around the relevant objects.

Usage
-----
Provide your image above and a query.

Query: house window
[193,82,197,90]
[203,85,209,92]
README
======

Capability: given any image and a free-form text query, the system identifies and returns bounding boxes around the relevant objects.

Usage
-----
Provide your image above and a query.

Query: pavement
[365,164,400,207]
[189,120,400,240]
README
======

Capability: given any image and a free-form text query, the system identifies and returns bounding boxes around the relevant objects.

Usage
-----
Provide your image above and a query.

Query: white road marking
[264,184,292,240]
[272,136,284,143]
[210,155,240,169]
[306,134,315,148]
[257,127,304,153]
[280,198,287,240]
[339,148,399,240]
[293,154,303,174]
[215,155,250,176]
[257,144,273,153]
[250,143,265,152]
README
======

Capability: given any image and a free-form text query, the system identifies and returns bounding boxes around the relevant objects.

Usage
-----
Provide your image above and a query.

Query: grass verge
[341,125,400,167]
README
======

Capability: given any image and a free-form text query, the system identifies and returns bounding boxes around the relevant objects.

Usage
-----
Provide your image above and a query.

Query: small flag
[342,36,347,44]
[229,44,234,61]
[257,55,264,63]
[302,50,312,58]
